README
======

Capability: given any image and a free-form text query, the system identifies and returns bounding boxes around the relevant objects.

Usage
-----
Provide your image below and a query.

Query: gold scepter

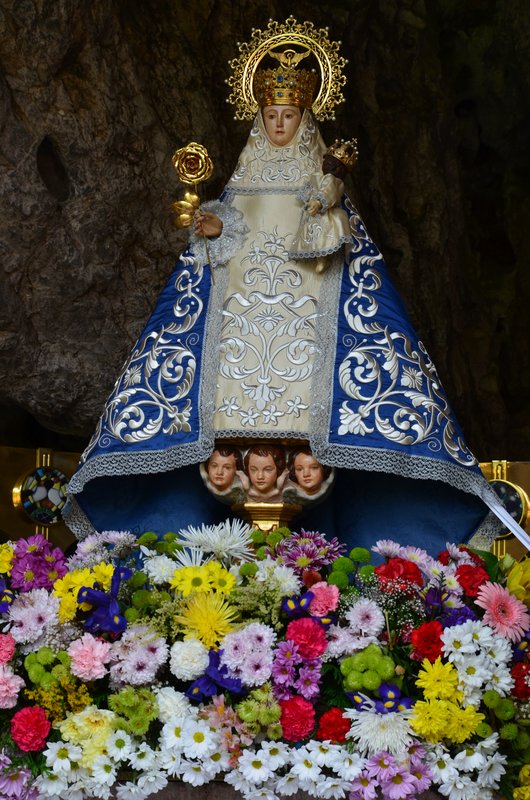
[172,142,215,281]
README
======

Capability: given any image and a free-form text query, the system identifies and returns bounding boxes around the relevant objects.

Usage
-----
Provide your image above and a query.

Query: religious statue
[64,18,525,554]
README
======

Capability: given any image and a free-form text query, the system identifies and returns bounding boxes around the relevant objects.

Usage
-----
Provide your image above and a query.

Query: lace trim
[468,512,505,550]
[314,190,329,212]
[288,235,353,260]
[188,201,249,266]
[63,495,101,540]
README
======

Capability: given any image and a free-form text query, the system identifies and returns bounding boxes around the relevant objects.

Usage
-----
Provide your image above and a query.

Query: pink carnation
[68,633,112,680]
[309,581,340,617]
[0,664,25,708]
[286,617,328,659]
[0,633,16,665]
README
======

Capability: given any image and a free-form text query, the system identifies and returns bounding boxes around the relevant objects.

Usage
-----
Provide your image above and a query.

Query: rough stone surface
[0,0,529,458]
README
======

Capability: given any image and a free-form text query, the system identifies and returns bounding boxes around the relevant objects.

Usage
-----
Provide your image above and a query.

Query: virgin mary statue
[65,19,521,554]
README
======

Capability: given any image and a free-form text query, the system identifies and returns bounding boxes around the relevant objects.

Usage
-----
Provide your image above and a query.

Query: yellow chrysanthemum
[205,561,236,594]
[91,561,114,590]
[170,565,212,595]
[520,765,530,787]
[53,568,93,598]
[507,559,530,604]
[0,543,14,575]
[57,593,79,623]
[445,704,484,743]
[411,699,449,742]
[416,658,462,702]
[514,789,530,800]
[176,592,238,649]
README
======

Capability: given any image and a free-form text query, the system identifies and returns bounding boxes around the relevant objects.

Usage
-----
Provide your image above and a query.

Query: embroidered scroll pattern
[337,202,477,467]
[81,254,204,463]
[215,227,317,429]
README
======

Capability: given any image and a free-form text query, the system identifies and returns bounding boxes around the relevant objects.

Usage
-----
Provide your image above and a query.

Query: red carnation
[512,662,530,700]
[375,557,423,589]
[456,564,490,597]
[280,695,315,741]
[11,705,51,751]
[315,706,351,743]
[286,617,328,659]
[410,620,444,663]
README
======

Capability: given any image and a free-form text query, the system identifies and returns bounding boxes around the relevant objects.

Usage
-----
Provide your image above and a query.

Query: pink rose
[0,664,25,708]
[309,582,339,617]
[0,633,16,665]
[68,633,112,681]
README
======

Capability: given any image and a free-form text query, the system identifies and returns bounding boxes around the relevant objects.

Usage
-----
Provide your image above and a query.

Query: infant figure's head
[323,139,358,179]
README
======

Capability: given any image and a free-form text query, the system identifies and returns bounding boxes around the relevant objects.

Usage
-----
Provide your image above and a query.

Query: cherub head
[288,447,331,495]
[244,445,286,495]
[206,446,242,492]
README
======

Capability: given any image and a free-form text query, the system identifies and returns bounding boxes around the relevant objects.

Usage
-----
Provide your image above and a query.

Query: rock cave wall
[0,0,529,459]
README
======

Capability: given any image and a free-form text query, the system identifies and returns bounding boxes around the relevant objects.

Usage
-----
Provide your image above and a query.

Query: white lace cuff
[189,200,249,267]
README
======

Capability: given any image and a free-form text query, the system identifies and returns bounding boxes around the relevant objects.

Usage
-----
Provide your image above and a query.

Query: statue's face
[262,105,302,146]
[293,453,324,492]
[248,453,278,494]
[207,451,237,491]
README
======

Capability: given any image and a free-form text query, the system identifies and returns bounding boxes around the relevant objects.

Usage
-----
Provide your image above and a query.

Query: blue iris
[78,566,132,634]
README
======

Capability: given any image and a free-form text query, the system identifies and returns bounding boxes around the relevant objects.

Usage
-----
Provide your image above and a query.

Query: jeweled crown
[254,65,318,109]
[326,138,359,170]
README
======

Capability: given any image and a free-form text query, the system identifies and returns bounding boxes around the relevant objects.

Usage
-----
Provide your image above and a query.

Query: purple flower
[350,772,379,800]
[0,580,13,613]
[271,659,296,685]
[365,752,399,781]
[11,535,67,591]
[294,665,320,699]
[78,566,132,634]
[187,649,244,702]
[441,605,477,627]
[272,530,345,575]
[281,592,314,617]
[274,640,302,665]
[379,765,417,799]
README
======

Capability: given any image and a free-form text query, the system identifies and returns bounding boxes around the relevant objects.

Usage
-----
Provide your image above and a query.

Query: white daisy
[90,755,117,786]
[439,771,476,800]
[224,768,256,795]
[484,667,515,695]
[106,730,133,762]
[83,781,113,800]
[318,776,353,799]
[115,782,150,800]
[238,748,274,783]
[136,769,168,794]
[372,540,404,558]
[184,719,219,759]
[344,708,412,757]
[203,748,231,777]
[274,772,300,796]
[475,733,501,757]
[160,716,191,752]
[453,748,485,772]
[158,748,183,777]
[426,747,458,784]
[180,759,212,786]
[128,742,157,771]
[34,772,68,797]
[475,752,507,788]
[253,786,280,800]
[326,747,364,781]
[305,740,336,768]
[259,740,289,770]
[44,740,83,775]
[290,748,322,783]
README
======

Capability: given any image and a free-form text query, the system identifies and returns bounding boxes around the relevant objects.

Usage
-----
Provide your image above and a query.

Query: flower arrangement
[0,522,529,800]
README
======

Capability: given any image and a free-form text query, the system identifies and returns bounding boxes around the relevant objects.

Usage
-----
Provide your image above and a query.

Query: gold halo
[227,17,347,121]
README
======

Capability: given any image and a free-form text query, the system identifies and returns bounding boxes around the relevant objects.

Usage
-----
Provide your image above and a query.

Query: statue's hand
[194,211,223,238]
[306,199,322,216]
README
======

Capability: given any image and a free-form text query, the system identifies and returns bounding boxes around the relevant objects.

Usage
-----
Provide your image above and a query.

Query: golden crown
[326,138,359,169]
[227,18,347,121]
[254,64,318,108]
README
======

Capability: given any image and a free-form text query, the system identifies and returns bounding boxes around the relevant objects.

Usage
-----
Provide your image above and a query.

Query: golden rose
[172,142,213,185]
